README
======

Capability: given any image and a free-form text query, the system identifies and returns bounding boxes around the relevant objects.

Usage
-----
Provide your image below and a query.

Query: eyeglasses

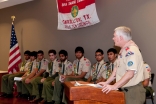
[95,54,102,57]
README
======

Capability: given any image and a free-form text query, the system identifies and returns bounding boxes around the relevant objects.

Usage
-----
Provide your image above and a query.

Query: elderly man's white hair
[114,26,132,41]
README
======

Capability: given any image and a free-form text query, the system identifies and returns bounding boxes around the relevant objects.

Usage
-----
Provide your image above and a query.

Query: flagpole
[11,16,15,24]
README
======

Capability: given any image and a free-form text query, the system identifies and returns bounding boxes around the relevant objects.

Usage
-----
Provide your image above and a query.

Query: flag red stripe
[9,52,21,65]
[8,59,21,72]
[9,45,20,56]
[57,0,95,13]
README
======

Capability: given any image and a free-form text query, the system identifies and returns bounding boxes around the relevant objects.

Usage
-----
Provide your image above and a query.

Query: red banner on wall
[56,0,100,30]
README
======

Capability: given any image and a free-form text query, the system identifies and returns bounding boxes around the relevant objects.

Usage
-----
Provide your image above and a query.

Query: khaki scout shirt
[102,60,117,79]
[26,59,37,76]
[20,59,31,72]
[109,59,117,71]
[116,41,144,88]
[91,60,107,80]
[143,63,152,87]
[72,56,91,78]
[46,59,60,77]
[36,58,49,73]
[59,60,73,75]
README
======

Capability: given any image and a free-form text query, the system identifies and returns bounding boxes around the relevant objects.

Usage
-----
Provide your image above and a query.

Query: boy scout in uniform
[22,50,48,102]
[37,50,60,104]
[0,50,31,98]
[53,47,91,104]
[105,48,118,83]
[16,51,37,97]
[87,49,107,83]
[142,62,154,99]
[98,26,145,104]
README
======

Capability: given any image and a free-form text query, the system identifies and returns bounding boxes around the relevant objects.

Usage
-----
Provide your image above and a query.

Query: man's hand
[102,85,116,94]
[41,78,46,83]
[52,81,55,86]
[25,78,31,84]
[97,82,108,87]
[21,77,25,81]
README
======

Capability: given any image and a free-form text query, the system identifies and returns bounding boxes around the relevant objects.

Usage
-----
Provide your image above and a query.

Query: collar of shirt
[25,59,30,63]
[63,59,68,65]
[52,58,58,63]
[97,60,105,65]
[77,56,84,62]
[119,40,138,54]
[32,59,36,62]
[110,59,117,65]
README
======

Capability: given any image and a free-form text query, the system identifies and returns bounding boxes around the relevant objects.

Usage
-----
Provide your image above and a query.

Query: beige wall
[0,0,156,103]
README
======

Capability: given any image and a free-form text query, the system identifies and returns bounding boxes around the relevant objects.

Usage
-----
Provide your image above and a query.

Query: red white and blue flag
[8,23,21,74]
[56,0,100,30]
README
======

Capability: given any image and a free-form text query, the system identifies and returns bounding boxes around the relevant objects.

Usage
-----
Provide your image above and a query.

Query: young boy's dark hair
[24,50,31,55]
[75,46,84,54]
[30,51,37,58]
[96,49,104,55]
[48,49,56,55]
[107,48,117,54]
[59,50,68,56]
[37,50,44,55]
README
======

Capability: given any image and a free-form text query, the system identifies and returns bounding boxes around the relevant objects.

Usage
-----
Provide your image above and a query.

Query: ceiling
[0,0,33,9]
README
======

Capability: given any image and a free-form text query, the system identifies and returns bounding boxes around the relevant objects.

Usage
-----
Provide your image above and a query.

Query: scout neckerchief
[22,60,27,67]
[106,62,112,79]
[93,62,104,80]
[76,61,80,74]
[62,60,68,75]
[62,63,65,75]
[49,61,53,76]
[112,63,114,71]
[20,60,27,71]
[30,61,33,73]
[38,61,41,72]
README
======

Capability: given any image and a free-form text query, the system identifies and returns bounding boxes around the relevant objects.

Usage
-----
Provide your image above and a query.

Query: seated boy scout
[87,49,107,83]
[105,48,118,83]
[52,46,91,104]
[0,50,31,98]
[16,51,37,98]
[22,50,48,102]
[37,49,60,104]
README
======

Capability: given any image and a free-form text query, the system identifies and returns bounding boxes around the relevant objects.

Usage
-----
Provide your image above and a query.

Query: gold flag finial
[11,16,15,22]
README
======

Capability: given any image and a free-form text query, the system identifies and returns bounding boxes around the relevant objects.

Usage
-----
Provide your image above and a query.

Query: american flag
[8,23,21,73]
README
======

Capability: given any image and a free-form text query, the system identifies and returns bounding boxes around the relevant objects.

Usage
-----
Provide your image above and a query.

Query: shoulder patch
[127,61,133,66]
[125,47,130,51]
[146,66,149,68]
[86,61,90,66]
[68,63,72,69]
[147,68,151,72]
[125,51,134,57]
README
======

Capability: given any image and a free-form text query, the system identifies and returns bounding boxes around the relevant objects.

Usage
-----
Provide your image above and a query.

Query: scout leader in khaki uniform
[87,49,107,84]
[37,50,60,104]
[16,51,37,97]
[142,62,154,98]
[22,50,48,100]
[98,26,145,104]
[105,48,118,83]
[53,47,91,104]
[0,50,31,98]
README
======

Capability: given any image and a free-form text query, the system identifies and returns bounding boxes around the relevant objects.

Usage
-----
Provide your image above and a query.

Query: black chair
[145,73,155,104]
